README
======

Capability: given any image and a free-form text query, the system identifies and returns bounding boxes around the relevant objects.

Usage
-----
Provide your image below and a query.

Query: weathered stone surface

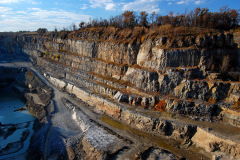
[192,128,240,157]
[114,91,129,103]
[219,105,240,127]
[122,67,159,93]
[25,95,46,120]
[159,69,183,94]
[49,75,67,91]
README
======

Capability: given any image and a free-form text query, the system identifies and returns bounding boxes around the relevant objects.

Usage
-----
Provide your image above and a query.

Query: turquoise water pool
[0,93,35,159]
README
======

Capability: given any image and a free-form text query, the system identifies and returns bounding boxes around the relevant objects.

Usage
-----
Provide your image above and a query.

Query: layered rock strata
[21,33,240,125]
[3,31,240,158]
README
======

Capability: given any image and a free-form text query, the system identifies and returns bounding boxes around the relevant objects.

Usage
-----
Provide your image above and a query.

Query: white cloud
[175,0,205,5]
[120,0,206,13]
[0,8,92,31]
[80,4,88,10]
[122,0,160,13]
[0,0,18,3]
[54,2,72,7]
[0,0,39,4]
[16,11,27,14]
[89,0,117,10]
[0,6,12,12]
[27,8,91,22]
[176,0,185,4]
[105,3,116,10]
[195,0,205,4]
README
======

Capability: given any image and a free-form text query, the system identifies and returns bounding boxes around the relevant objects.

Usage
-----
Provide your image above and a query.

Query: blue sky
[0,0,239,32]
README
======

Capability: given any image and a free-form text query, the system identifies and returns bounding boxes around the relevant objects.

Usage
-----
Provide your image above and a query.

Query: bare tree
[140,11,148,28]
[79,21,85,29]
[150,11,156,28]
[70,23,77,31]
[122,10,135,28]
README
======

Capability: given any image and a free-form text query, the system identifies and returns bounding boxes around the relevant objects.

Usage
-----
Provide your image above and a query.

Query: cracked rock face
[123,67,159,93]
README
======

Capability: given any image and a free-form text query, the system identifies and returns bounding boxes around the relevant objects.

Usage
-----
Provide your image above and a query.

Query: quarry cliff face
[3,31,239,158]
[22,32,239,109]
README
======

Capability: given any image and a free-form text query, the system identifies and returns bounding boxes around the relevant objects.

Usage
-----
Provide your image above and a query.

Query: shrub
[154,100,166,111]
[208,97,216,104]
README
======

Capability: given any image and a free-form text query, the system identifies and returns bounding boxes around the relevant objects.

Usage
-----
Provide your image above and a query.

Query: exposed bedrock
[26,49,240,126]
[22,32,238,71]
[21,33,240,118]
[22,33,240,118]
[1,32,239,158]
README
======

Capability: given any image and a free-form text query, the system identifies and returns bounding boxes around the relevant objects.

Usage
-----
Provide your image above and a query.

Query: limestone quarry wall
[21,33,240,127]
[2,32,238,158]
[24,34,238,71]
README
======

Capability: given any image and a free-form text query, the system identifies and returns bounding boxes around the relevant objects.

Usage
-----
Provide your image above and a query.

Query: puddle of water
[0,94,35,125]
